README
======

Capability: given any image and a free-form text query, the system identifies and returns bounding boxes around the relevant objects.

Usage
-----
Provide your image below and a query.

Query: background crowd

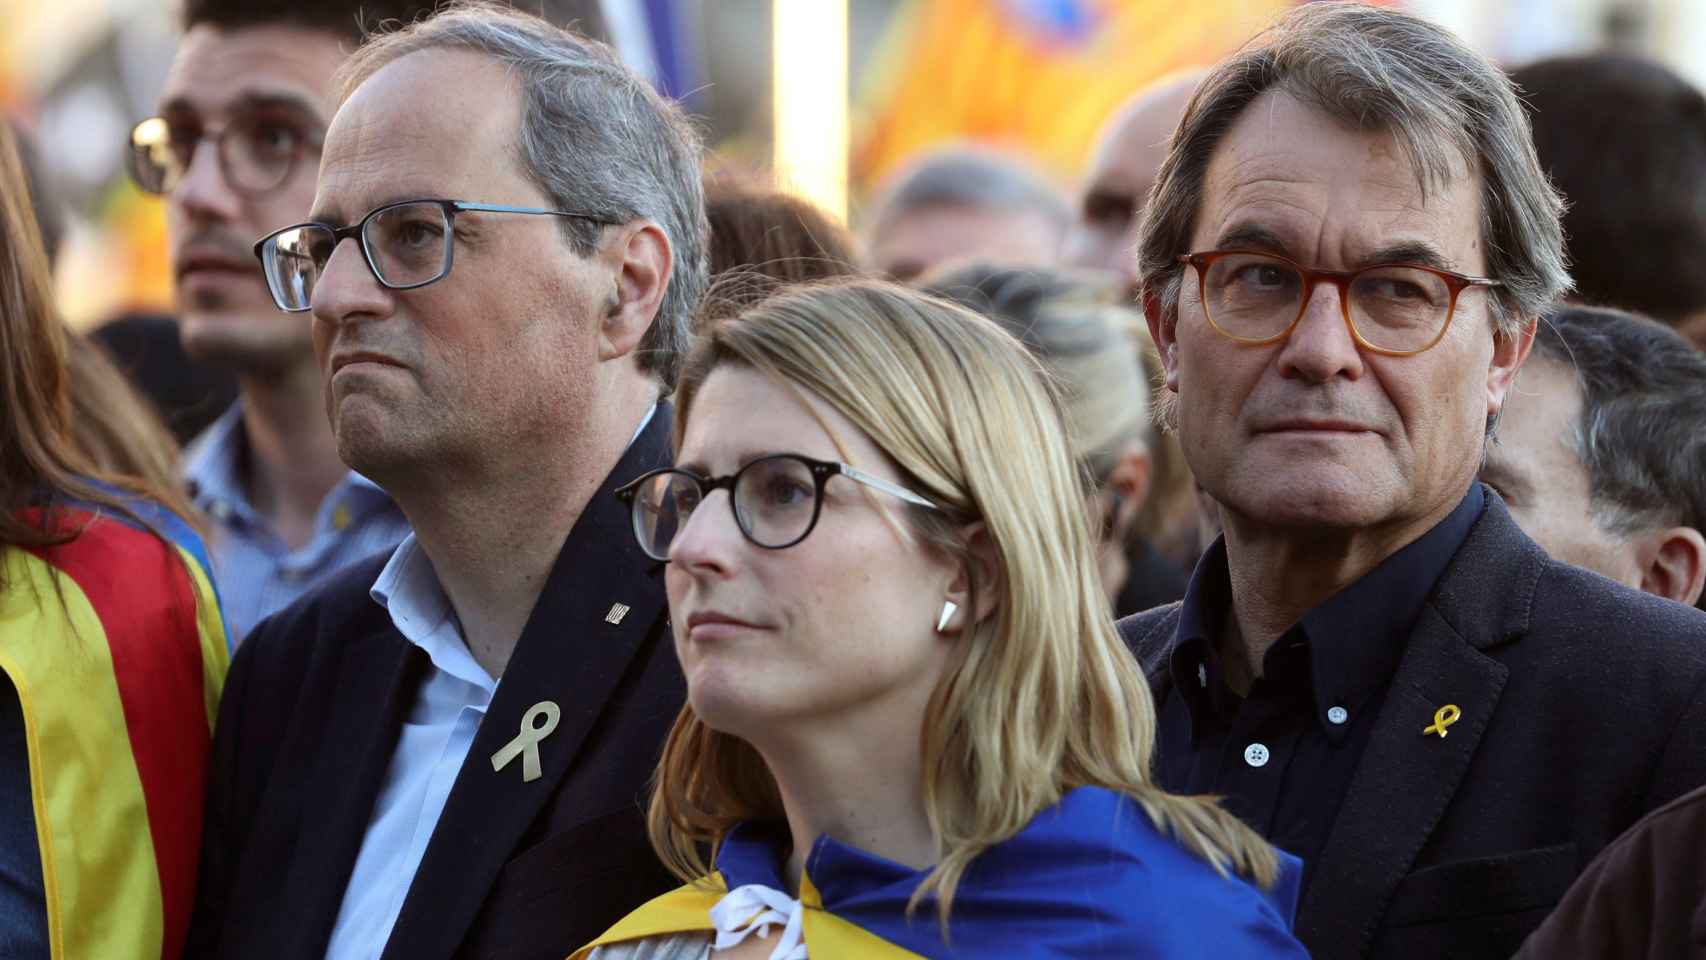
[3,0,1706,958]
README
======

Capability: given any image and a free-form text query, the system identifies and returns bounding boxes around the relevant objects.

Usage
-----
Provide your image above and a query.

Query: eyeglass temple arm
[839,464,939,510]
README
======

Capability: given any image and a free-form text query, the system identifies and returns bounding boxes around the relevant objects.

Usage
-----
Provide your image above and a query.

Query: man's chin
[1216,468,1399,531]
[179,313,313,375]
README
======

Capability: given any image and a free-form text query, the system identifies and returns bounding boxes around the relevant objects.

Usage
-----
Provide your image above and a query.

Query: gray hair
[864,146,1070,239]
[1530,306,1706,559]
[1139,2,1569,338]
[338,0,708,388]
[923,263,1151,473]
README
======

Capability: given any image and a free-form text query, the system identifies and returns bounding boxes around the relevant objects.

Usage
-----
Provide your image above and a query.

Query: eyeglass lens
[629,457,822,560]
[128,113,311,195]
[260,202,454,312]
[1201,253,1453,353]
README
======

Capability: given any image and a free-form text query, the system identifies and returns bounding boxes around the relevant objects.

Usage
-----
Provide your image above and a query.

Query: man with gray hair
[187,4,706,958]
[861,145,1069,282]
[1481,305,1706,608]
[1116,5,1706,958]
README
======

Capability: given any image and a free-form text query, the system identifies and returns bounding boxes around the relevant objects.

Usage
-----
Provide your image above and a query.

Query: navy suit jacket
[187,406,684,960]
[1119,490,1706,960]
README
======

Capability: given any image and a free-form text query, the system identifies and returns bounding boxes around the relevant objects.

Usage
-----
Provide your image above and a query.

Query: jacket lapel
[284,623,425,958]
[1296,493,1541,959]
[381,405,675,960]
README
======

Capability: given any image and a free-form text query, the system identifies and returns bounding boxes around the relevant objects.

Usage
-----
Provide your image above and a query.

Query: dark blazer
[187,407,685,960]
[1118,491,1706,960]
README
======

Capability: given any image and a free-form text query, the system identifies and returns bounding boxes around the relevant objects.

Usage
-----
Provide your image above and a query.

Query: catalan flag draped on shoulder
[0,491,228,960]
[573,786,1306,958]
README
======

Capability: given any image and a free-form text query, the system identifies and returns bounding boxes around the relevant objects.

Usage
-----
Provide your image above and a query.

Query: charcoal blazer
[186,406,685,960]
[1119,490,1706,960]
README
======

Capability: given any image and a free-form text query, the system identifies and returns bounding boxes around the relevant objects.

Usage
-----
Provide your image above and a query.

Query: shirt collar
[361,400,658,690]
[370,533,495,693]
[183,404,250,523]
[1168,484,1485,741]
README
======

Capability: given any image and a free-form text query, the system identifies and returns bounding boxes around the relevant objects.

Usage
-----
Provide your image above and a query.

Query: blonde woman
[576,280,1304,959]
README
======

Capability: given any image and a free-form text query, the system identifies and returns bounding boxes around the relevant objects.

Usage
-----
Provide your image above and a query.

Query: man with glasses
[129,0,422,645]
[1116,6,1706,960]
[186,5,706,959]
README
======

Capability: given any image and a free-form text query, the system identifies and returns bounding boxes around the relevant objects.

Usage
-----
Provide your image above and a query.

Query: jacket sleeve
[1516,792,1706,960]
[183,611,282,958]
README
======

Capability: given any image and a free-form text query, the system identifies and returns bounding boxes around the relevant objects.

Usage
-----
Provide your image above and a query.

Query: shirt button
[1327,706,1349,725]
[1243,742,1270,767]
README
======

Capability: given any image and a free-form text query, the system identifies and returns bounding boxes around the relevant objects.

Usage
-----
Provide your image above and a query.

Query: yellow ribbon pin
[491,701,561,782]
[1423,704,1462,738]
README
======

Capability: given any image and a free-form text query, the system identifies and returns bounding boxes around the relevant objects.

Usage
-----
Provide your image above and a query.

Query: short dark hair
[181,0,443,43]
[1531,306,1706,570]
[1512,54,1706,325]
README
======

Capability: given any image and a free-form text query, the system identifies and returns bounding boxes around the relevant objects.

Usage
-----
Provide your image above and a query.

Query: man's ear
[1638,526,1706,607]
[599,221,673,363]
[1143,289,1181,392]
[938,523,1003,635]
[1486,315,1537,421]
[1103,444,1153,525]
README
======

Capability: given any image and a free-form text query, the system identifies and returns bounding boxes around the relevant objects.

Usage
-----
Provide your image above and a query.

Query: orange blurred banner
[853,0,1294,193]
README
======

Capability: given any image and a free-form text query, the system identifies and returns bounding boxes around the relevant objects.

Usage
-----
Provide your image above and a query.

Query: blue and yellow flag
[574,786,1306,958]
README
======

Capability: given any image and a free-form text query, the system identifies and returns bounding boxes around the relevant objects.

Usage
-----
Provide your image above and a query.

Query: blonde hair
[648,278,1278,928]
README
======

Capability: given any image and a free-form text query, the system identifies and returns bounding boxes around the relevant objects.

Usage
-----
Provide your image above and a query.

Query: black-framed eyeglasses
[1178,249,1502,356]
[127,114,324,196]
[614,454,940,562]
[252,199,618,313]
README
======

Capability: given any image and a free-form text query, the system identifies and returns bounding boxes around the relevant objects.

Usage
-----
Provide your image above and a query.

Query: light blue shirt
[184,404,412,647]
[322,402,656,960]
[323,534,497,960]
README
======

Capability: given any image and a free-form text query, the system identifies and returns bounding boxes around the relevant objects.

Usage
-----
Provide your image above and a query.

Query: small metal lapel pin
[1423,704,1462,738]
[605,603,631,625]
[491,701,561,782]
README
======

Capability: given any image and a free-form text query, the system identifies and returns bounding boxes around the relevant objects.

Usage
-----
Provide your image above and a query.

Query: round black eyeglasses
[614,454,940,562]
[252,198,617,313]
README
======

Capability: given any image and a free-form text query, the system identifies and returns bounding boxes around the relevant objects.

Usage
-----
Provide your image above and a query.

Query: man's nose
[1276,279,1366,382]
[171,139,241,222]
[311,237,390,326]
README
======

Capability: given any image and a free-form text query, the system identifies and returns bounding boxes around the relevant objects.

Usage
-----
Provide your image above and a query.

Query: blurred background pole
[772,0,849,222]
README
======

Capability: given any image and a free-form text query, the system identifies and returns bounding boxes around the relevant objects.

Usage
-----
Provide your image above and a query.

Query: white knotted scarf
[709,883,809,959]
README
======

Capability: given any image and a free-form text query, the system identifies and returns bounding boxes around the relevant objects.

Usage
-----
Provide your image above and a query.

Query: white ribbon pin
[490,701,561,783]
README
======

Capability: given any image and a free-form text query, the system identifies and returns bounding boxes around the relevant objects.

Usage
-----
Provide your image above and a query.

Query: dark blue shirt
[1155,484,1486,893]
[0,670,47,957]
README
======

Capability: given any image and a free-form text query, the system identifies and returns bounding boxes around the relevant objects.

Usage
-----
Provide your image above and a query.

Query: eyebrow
[159,90,327,128]
[1214,222,1456,272]
[308,194,450,228]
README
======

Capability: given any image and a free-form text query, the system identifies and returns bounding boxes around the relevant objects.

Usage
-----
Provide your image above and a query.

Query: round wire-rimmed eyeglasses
[1177,249,1503,357]
[615,453,940,562]
[252,198,618,313]
[127,114,324,196]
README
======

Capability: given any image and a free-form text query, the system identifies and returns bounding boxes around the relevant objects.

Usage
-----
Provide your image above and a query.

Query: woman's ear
[938,523,1002,634]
